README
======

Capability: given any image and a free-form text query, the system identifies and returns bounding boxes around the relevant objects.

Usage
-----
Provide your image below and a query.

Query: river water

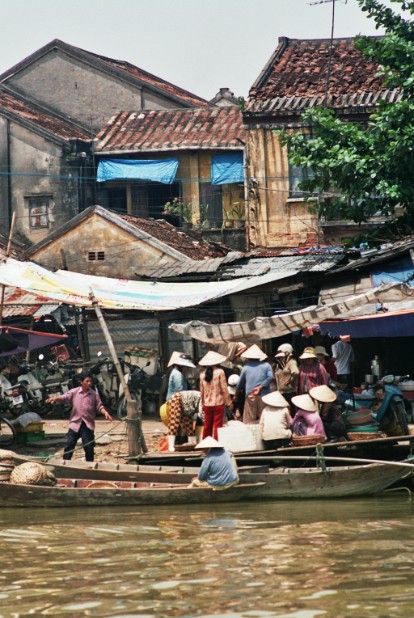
[1,495,414,617]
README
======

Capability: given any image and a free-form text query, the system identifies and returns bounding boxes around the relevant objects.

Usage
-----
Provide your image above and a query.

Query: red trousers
[202,405,224,441]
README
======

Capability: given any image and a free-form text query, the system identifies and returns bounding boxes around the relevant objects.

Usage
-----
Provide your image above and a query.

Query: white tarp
[0,257,296,311]
[170,282,408,343]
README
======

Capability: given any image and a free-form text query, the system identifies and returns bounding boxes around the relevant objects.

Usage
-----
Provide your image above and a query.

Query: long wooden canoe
[12,455,411,499]
[0,479,263,508]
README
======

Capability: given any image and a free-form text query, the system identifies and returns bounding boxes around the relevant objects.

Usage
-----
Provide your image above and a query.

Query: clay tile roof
[247,36,399,112]
[95,106,246,153]
[0,87,91,141]
[119,214,227,260]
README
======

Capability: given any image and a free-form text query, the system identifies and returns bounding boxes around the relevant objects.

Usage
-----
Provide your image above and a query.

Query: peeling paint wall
[28,213,181,277]
[8,120,79,242]
[247,128,317,248]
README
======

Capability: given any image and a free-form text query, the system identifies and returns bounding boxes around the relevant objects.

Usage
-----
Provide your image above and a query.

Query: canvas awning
[319,308,414,338]
[97,158,179,184]
[0,326,67,357]
[170,282,408,343]
[0,257,296,312]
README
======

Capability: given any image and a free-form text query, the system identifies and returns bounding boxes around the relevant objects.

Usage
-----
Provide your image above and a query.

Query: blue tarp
[370,256,414,287]
[211,152,244,185]
[320,311,414,338]
[97,158,179,184]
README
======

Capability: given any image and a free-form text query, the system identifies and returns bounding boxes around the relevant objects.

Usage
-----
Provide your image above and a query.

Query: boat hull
[0,480,261,508]
[13,456,410,499]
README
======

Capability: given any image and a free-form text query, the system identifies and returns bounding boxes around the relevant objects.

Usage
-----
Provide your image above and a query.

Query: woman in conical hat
[238,344,273,424]
[189,436,239,490]
[290,394,326,439]
[198,350,233,441]
[259,391,292,450]
[309,385,348,442]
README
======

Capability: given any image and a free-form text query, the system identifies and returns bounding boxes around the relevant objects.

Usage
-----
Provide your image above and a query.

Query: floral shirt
[200,368,232,407]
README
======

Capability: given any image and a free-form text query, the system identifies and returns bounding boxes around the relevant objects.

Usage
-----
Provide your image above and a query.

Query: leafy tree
[279,0,414,226]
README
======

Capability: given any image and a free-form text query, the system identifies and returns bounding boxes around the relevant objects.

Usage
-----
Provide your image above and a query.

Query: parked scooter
[116,361,150,420]
[371,375,410,435]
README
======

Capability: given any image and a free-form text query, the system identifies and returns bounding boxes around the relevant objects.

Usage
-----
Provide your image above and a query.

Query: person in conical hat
[309,385,348,442]
[274,343,299,402]
[314,346,338,386]
[259,391,292,450]
[166,352,195,403]
[297,346,329,395]
[198,350,232,441]
[241,344,268,361]
[290,394,326,439]
[189,435,239,490]
[237,344,273,424]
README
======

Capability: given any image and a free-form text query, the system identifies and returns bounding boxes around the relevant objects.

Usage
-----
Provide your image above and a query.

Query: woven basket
[348,432,384,441]
[291,434,325,447]
[0,464,14,482]
[0,449,15,465]
[9,462,56,486]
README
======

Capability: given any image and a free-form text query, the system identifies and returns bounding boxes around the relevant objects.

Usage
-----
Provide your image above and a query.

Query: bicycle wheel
[0,417,16,447]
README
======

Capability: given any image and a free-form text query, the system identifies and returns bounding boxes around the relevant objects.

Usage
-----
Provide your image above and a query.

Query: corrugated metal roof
[95,107,246,153]
[144,253,343,280]
[1,287,58,318]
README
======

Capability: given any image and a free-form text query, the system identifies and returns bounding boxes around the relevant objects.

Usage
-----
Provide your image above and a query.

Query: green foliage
[163,197,192,222]
[278,0,414,226]
[231,202,245,219]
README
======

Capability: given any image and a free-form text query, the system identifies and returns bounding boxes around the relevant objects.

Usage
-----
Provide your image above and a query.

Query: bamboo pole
[89,289,147,457]
[233,454,414,471]
[0,212,16,327]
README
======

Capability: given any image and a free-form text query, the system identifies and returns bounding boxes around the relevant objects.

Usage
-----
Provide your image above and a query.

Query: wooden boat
[0,478,263,508]
[12,454,411,499]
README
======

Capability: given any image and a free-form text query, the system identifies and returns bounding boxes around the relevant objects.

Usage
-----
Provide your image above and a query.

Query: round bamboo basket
[291,434,325,447]
[348,432,384,441]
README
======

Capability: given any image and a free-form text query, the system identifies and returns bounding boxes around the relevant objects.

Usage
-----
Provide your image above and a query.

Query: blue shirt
[166,367,189,401]
[237,360,273,396]
[198,448,239,487]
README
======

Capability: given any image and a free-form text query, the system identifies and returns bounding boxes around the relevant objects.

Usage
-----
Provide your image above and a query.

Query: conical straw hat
[195,436,224,449]
[198,351,228,366]
[241,344,267,361]
[291,394,317,412]
[262,391,289,407]
[309,385,337,403]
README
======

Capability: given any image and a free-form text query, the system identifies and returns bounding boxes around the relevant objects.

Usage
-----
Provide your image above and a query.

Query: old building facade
[244,36,396,249]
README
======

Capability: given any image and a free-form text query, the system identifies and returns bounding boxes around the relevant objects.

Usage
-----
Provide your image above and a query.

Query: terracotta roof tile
[0,87,90,141]
[119,214,227,260]
[95,107,246,153]
[248,37,395,111]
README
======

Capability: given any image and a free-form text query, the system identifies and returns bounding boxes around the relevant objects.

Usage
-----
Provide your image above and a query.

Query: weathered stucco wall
[9,121,79,242]
[28,213,181,277]
[6,50,178,132]
[247,128,317,248]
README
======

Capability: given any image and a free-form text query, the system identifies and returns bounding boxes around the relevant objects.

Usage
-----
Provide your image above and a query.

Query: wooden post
[89,290,147,457]
[0,212,16,327]
[74,307,86,359]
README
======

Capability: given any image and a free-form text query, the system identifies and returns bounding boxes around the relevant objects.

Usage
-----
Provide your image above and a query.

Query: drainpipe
[6,120,12,231]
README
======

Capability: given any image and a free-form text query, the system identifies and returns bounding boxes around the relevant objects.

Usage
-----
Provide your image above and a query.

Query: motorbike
[371,375,410,436]
[116,361,151,420]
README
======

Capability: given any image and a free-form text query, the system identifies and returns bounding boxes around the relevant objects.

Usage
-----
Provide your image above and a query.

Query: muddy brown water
[0,495,414,617]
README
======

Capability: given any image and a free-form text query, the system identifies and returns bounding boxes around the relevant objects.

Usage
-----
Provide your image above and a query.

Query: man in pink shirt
[46,371,112,461]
